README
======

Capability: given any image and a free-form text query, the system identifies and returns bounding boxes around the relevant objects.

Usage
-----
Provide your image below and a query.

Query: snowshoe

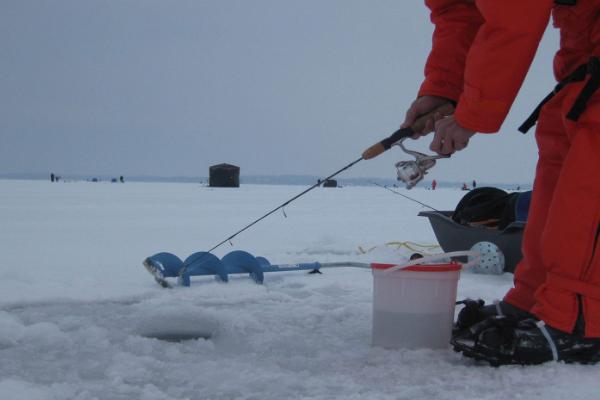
[453,316,600,366]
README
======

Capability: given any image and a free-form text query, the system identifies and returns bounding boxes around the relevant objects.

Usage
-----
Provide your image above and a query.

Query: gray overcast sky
[0,1,559,183]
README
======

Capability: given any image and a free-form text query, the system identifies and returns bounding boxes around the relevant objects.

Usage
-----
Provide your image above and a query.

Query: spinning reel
[394,137,449,189]
[362,103,455,190]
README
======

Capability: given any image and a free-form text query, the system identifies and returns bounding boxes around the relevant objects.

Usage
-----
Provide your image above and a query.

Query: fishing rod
[369,181,439,212]
[205,102,454,254]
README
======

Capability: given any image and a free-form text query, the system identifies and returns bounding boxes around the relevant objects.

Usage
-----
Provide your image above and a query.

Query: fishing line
[206,156,364,253]
[370,181,439,212]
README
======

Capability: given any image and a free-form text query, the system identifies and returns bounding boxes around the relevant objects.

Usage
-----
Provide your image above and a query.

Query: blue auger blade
[255,256,271,269]
[145,253,184,277]
[183,252,229,284]
[143,252,185,288]
[221,250,264,284]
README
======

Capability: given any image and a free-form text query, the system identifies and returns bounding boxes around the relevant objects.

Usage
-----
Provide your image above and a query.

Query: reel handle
[361,102,455,160]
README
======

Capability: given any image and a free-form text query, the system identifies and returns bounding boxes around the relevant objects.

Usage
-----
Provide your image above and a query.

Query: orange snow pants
[504,80,600,338]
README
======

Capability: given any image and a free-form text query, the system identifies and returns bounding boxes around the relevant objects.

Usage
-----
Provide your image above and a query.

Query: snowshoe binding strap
[536,321,559,362]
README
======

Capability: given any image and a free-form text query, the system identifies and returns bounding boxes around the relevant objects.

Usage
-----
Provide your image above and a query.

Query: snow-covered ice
[1,180,598,400]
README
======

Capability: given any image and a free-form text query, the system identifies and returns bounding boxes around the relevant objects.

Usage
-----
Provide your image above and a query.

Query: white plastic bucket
[371,260,461,349]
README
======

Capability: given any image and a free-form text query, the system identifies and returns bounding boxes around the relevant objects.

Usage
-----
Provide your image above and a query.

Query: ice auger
[143,250,368,288]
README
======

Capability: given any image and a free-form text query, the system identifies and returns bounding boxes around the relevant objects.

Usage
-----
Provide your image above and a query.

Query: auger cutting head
[394,137,449,189]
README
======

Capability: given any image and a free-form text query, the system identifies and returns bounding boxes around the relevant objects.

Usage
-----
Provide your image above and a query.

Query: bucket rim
[371,262,461,272]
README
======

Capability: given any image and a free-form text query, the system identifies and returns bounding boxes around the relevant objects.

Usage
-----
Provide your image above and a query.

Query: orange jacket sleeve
[418,0,484,102]
[453,0,553,133]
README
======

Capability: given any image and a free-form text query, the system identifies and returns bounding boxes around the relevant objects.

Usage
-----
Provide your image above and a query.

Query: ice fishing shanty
[322,179,338,188]
[209,163,240,188]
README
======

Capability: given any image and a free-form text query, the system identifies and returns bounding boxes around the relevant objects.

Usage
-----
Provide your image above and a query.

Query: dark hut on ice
[209,163,240,187]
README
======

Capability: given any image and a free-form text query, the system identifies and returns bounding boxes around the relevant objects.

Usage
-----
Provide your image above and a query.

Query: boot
[453,316,600,366]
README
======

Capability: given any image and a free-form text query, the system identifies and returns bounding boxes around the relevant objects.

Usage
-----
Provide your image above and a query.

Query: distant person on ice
[431,179,437,190]
[401,0,600,365]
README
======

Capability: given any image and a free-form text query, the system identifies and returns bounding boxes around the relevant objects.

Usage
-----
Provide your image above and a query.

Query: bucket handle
[382,251,481,274]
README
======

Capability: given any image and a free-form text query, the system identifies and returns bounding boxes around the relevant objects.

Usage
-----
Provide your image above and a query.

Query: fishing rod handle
[361,102,455,160]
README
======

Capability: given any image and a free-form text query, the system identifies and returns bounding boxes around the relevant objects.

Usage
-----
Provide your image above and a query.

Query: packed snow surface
[1,180,598,400]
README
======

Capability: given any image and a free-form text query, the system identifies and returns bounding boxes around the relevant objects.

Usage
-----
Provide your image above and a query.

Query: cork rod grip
[361,102,455,160]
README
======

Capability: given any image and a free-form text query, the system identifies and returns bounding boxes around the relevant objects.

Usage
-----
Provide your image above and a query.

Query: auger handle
[361,102,455,160]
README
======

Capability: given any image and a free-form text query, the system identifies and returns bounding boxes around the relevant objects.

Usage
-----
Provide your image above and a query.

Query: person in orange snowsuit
[403,0,600,365]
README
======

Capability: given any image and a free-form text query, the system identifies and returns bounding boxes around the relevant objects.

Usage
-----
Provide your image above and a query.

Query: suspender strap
[566,57,600,121]
[518,62,589,133]
[518,90,561,134]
